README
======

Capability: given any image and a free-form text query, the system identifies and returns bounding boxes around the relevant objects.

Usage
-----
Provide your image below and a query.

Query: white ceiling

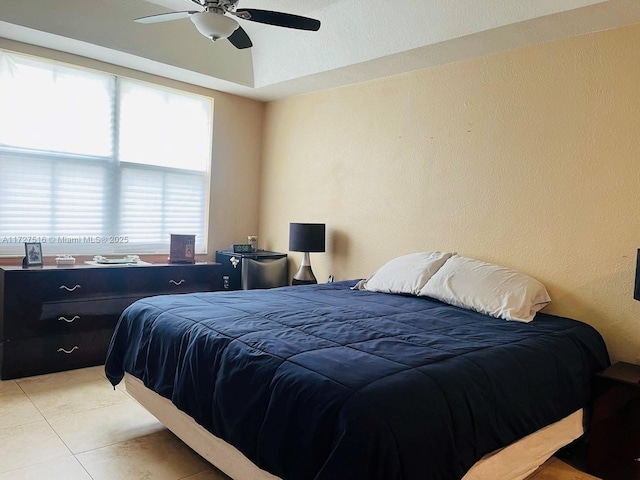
[1,0,640,101]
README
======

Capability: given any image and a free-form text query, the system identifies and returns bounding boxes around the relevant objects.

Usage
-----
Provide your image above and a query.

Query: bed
[105,276,609,480]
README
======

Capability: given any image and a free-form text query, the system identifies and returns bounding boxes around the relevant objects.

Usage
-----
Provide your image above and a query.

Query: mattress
[105,281,609,480]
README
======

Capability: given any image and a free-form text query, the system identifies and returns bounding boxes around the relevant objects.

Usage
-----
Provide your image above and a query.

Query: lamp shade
[289,223,325,253]
[634,248,640,301]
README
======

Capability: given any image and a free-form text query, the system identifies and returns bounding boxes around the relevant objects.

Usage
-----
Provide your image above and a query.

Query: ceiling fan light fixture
[190,12,238,40]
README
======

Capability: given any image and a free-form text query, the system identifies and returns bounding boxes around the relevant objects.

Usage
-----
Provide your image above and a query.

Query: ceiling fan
[135,0,321,50]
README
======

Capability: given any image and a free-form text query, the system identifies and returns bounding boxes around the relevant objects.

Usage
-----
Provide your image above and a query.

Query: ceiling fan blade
[235,9,320,31]
[227,26,253,49]
[135,11,198,24]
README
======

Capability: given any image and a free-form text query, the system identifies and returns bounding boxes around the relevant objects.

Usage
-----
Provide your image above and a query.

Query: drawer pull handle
[169,279,186,286]
[58,315,80,323]
[59,284,81,292]
[57,346,79,354]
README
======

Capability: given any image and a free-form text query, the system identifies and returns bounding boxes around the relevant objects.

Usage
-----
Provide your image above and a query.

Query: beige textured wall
[0,39,264,259]
[259,24,640,363]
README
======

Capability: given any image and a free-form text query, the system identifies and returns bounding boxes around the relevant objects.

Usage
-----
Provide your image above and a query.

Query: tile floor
[0,366,600,480]
[0,366,229,480]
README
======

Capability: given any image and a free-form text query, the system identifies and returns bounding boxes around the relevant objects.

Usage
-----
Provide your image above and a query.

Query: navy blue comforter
[105,281,609,480]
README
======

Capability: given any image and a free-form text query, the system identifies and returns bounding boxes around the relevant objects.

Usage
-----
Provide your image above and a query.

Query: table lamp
[289,223,325,285]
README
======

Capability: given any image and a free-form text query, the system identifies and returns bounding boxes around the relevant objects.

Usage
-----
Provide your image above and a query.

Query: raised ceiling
[1,0,640,101]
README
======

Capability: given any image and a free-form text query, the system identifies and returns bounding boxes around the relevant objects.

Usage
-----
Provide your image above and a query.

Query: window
[0,50,212,256]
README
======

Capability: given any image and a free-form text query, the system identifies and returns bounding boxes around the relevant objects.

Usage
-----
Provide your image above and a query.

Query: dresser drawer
[3,295,143,340]
[127,264,219,295]
[0,329,114,380]
[4,268,125,303]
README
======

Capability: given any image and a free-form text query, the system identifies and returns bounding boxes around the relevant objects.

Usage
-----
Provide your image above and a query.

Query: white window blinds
[0,51,212,256]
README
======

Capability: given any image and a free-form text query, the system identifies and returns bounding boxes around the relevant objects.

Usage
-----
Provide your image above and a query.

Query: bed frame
[125,374,585,480]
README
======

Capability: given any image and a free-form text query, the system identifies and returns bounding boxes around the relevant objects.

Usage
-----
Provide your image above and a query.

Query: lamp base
[292,253,317,285]
[292,277,317,286]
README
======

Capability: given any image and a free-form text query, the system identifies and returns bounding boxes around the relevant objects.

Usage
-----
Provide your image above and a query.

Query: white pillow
[419,255,551,322]
[353,251,453,295]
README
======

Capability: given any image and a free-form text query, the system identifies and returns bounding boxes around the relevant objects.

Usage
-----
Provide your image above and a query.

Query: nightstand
[587,361,640,480]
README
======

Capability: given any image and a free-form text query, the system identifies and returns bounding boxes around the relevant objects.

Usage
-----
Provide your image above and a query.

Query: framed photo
[169,234,196,264]
[24,242,43,267]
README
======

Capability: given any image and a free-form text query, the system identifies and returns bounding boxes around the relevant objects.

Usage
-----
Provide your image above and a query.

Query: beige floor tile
[0,420,71,474]
[83,365,108,378]
[0,393,44,429]
[179,469,231,480]
[77,429,212,480]
[0,380,22,398]
[0,456,92,480]
[16,366,106,395]
[48,399,166,454]
[25,379,131,419]
[94,364,108,379]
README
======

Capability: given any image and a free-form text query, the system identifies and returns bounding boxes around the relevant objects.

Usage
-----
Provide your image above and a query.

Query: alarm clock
[230,244,253,253]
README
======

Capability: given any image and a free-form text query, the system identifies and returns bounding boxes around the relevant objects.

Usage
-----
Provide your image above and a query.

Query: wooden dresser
[0,263,220,380]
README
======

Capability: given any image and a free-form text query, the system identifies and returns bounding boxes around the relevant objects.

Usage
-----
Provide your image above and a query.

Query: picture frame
[169,234,196,264]
[24,242,43,267]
